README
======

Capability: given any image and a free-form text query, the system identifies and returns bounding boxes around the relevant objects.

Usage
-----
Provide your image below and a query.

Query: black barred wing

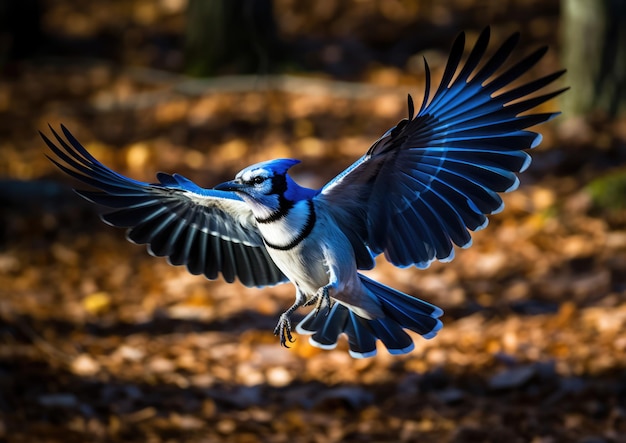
[43,125,287,287]
[320,27,566,268]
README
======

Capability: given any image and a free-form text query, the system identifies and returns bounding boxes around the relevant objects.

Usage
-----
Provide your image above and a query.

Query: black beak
[214,179,245,192]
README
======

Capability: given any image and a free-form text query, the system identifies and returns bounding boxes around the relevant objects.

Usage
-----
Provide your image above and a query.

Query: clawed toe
[274,314,295,348]
[314,286,332,316]
[273,287,333,348]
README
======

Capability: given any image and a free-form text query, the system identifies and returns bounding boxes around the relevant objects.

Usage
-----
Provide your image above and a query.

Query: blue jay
[43,28,565,358]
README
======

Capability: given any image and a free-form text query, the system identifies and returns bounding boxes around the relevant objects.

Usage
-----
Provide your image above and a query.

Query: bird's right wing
[43,125,287,288]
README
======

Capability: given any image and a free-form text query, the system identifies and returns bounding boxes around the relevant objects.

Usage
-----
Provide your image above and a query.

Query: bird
[43,27,566,358]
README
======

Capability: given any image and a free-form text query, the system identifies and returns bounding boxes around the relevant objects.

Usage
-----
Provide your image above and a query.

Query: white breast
[257,199,312,249]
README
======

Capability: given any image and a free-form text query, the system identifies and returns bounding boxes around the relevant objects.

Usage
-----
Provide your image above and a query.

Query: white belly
[266,223,380,318]
[266,238,330,296]
[257,201,357,297]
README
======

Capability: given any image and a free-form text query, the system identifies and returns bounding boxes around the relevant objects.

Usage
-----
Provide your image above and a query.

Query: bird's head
[215,159,315,219]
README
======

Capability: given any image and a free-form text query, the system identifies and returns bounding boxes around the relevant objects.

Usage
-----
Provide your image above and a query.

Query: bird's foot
[273,313,295,348]
[314,285,332,316]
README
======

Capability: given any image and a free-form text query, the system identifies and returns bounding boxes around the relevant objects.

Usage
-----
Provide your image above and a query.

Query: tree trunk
[184,0,279,77]
[561,0,626,118]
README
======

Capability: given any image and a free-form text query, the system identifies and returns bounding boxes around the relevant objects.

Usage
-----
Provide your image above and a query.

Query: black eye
[252,176,265,185]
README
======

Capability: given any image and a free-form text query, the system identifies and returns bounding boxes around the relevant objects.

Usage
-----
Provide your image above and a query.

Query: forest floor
[1,1,626,442]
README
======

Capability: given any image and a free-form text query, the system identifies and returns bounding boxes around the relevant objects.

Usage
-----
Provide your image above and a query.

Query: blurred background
[1,0,626,441]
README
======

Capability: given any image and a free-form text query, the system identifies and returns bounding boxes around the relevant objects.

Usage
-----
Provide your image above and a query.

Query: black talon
[273,290,306,348]
[274,314,295,348]
[314,286,332,316]
[313,296,323,314]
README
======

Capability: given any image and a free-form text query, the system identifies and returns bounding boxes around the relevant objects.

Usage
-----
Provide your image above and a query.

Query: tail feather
[295,274,443,358]
[297,303,348,349]
[360,274,443,335]
[344,311,378,358]
[367,318,414,355]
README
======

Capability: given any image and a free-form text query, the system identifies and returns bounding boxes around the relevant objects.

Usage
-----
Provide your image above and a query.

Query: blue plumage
[44,27,565,358]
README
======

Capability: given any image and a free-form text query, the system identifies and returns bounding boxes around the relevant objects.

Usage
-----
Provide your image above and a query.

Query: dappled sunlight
[1,0,626,441]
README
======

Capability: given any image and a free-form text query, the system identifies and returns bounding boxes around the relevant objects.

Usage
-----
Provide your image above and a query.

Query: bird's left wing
[318,27,566,269]
[43,125,287,287]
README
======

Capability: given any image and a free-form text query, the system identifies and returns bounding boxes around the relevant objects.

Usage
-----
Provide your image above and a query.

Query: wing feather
[44,125,287,287]
[319,26,566,268]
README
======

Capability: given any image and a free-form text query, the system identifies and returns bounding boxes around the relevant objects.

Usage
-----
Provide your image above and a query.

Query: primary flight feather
[44,27,565,358]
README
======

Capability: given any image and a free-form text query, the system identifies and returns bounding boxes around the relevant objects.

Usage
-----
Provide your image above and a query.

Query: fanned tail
[295,274,443,358]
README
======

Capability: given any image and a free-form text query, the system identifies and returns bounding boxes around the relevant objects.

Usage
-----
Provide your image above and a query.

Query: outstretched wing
[43,125,287,287]
[319,27,566,268]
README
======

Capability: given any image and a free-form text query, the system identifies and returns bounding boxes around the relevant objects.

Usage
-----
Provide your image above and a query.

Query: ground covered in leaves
[1,1,626,442]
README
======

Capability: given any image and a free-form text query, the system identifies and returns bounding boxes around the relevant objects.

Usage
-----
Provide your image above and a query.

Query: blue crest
[241,158,301,176]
